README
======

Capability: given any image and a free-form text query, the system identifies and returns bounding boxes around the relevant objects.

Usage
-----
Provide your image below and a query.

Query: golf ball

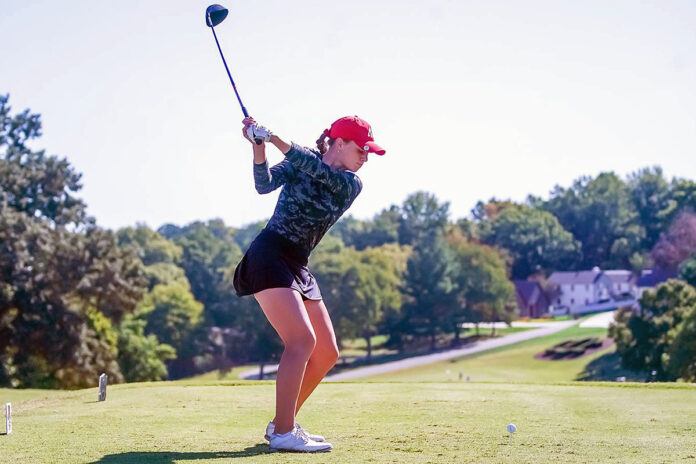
[507,424,517,433]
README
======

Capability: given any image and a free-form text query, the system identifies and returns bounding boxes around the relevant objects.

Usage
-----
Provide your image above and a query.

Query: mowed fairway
[367,326,616,383]
[2,379,695,463]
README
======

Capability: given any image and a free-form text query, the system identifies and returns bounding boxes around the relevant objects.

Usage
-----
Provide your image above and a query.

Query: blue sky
[1,0,695,230]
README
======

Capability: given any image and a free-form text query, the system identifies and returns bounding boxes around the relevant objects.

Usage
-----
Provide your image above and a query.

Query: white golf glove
[246,123,272,142]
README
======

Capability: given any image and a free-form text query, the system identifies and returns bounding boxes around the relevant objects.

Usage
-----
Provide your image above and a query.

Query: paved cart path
[324,320,579,381]
[239,320,580,381]
[578,310,617,328]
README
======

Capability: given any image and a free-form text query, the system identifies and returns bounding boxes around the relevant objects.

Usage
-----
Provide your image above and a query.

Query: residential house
[548,267,636,314]
[602,270,636,298]
[635,268,678,298]
[512,280,551,318]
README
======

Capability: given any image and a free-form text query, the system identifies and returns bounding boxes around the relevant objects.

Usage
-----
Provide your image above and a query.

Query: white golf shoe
[264,421,326,442]
[268,428,332,453]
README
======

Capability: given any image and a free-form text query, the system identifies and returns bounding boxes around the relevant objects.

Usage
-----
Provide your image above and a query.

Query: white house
[603,270,636,298]
[548,267,636,314]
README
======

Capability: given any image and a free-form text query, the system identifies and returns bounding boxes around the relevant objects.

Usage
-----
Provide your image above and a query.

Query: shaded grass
[577,351,647,382]
[1,381,695,463]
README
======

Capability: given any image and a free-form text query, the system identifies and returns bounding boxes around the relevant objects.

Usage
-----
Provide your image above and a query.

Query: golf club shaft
[209,25,249,118]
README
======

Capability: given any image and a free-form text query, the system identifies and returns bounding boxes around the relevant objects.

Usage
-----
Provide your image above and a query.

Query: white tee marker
[98,374,108,402]
[4,403,11,435]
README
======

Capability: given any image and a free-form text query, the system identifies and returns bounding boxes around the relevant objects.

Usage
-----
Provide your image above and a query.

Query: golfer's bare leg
[254,288,316,435]
[295,299,339,415]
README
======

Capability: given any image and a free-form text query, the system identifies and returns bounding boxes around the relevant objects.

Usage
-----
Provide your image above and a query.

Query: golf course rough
[1,381,695,463]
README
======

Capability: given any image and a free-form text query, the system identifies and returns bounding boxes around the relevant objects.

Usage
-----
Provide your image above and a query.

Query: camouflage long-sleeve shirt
[253,143,363,252]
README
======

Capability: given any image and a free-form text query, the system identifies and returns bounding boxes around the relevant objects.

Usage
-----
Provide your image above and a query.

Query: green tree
[398,191,450,246]
[366,206,401,247]
[544,172,645,268]
[390,192,455,349]
[329,216,366,249]
[136,283,204,354]
[0,94,88,226]
[471,199,517,223]
[159,220,286,376]
[628,167,676,251]
[669,178,696,220]
[159,220,242,327]
[609,280,696,380]
[680,257,696,288]
[115,224,208,379]
[454,218,478,241]
[118,225,183,265]
[0,208,147,388]
[0,213,149,388]
[332,206,400,250]
[163,220,239,300]
[312,242,409,360]
[117,315,176,382]
[478,203,580,279]
[446,230,516,340]
[0,95,148,388]
[665,307,696,382]
[400,236,456,350]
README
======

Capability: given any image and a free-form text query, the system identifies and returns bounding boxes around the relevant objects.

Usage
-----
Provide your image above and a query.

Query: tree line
[2,94,696,388]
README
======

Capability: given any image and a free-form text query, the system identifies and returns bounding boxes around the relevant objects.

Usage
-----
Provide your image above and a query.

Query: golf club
[205,4,261,144]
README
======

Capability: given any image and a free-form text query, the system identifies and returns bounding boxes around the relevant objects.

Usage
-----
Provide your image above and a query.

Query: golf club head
[206,4,228,27]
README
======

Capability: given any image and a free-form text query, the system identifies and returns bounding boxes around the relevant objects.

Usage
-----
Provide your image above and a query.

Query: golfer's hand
[243,118,272,144]
[242,117,262,145]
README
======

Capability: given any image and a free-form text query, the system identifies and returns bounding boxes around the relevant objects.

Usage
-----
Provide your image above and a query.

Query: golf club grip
[245,109,260,144]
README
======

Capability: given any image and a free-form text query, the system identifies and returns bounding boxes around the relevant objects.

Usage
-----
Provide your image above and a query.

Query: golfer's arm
[272,140,359,196]
[252,143,267,165]
[252,142,291,194]
[269,135,291,155]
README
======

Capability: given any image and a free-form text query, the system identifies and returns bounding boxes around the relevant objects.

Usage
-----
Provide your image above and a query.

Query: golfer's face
[347,140,368,172]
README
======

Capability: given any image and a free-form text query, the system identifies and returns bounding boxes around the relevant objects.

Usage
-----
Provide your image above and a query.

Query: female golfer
[233,115,385,452]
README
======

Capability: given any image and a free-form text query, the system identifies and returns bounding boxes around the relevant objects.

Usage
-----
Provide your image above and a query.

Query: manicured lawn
[185,365,261,382]
[1,380,695,463]
[3,322,691,462]
[365,326,619,383]
[340,327,534,357]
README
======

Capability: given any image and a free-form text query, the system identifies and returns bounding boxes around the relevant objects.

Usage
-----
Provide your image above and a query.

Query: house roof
[602,270,635,284]
[548,271,601,285]
[549,269,635,285]
[637,268,678,287]
[512,280,549,306]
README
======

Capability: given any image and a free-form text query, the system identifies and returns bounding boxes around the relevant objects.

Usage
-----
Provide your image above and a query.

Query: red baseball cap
[323,116,386,155]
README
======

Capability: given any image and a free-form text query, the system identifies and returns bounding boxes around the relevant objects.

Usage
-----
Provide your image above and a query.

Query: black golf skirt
[233,229,322,301]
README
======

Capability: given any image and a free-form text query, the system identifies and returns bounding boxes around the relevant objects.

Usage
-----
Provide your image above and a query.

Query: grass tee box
[1,381,695,463]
